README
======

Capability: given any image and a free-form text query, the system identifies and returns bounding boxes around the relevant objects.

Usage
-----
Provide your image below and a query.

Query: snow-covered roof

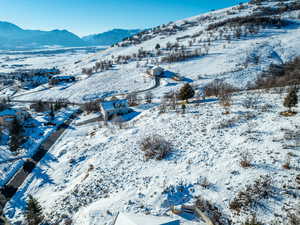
[114,213,180,225]
[100,99,128,111]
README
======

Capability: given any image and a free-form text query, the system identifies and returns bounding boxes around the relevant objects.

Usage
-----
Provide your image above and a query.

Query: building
[100,99,131,121]
[113,213,180,225]
[147,66,164,77]
[0,108,30,127]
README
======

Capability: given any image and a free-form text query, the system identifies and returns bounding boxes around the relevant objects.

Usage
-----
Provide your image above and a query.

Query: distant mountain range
[0,21,141,50]
[82,29,141,46]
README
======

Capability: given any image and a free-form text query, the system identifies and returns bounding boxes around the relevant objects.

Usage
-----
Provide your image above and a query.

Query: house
[113,213,180,225]
[0,108,30,127]
[49,75,76,85]
[100,99,131,121]
[147,66,164,77]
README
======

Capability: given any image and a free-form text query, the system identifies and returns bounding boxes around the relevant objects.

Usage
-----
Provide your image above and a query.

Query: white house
[100,99,131,121]
[113,213,180,225]
[147,66,164,77]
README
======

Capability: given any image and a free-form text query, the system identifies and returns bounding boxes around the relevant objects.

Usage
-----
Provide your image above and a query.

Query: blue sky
[1,0,248,37]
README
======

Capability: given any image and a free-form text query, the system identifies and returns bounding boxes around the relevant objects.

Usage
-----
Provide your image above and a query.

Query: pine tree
[10,118,21,136]
[155,43,160,50]
[24,195,44,225]
[284,88,298,112]
[179,83,195,102]
[49,104,55,121]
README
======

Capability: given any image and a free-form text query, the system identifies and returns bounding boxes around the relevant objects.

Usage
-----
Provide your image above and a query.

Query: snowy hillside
[1,0,300,225]
[11,0,300,103]
[5,90,300,225]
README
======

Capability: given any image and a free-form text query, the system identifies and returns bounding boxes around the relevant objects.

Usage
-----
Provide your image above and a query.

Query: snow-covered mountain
[0,21,86,50]
[82,29,142,46]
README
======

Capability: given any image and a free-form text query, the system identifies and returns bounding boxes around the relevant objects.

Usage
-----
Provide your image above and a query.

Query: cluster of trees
[161,49,204,63]
[253,57,300,89]
[82,60,113,76]
[207,15,288,32]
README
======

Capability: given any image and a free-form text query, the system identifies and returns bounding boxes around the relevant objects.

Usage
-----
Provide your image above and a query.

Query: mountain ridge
[0,21,86,50]
[82,28,142,46]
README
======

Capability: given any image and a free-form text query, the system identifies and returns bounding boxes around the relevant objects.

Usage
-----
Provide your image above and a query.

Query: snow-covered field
[4,90,300,224]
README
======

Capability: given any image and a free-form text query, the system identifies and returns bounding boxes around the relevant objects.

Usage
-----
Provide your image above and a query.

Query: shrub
[254,57,300,89]
[243,214,263,225]
[282,155,291,170]
[204,80,238,97]
[195,197,230,225]
[240,151,252,168]
[83,100,101,113]
[127,93,138,106]
[220,93,232,114]
[145,92,153,103]
[30,101,50,112]
[229,176,273,213]
[140,135,171,160]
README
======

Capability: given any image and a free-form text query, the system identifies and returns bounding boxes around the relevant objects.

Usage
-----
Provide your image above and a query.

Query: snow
[114,213,180,225]
[1,0,300,224]
[4,90,300,224]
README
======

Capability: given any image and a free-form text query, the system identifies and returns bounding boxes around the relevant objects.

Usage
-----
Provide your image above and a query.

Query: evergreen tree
[155,43,160,50]
[179,83,195,102]
[9,118,23,152]
[24,195,44,225]
[10,118,21,136]
[49,104,55,121]
[9,135,19,152]
[284,88,298,112]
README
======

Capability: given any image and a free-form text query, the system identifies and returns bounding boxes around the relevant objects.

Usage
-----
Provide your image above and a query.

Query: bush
[30,101,50,112]
[83,100,101,113]
[140,135,171,160]
[229,176,273,213]
[127,93,138,106]
[145,92,153,103]
[195,197,230,225]
[254,57,300,89]
[243,214,263,225]
[240,151,252,168]
[204,80,238,97]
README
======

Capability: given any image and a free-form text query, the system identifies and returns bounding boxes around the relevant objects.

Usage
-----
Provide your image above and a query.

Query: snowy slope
[5,90,300,224]
[11,0,300,103]
[2,1,300,224]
